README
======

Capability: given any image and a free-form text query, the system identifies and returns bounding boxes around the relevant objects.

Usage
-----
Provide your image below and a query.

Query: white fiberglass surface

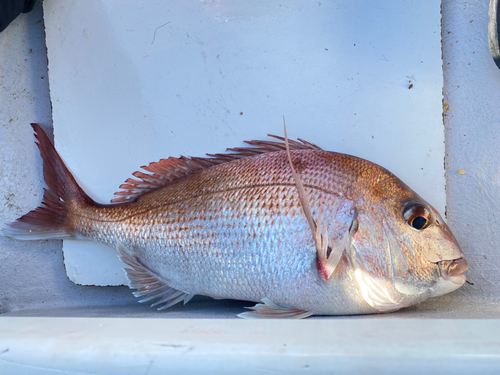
[1,318,499,375]
[42,0,444,286]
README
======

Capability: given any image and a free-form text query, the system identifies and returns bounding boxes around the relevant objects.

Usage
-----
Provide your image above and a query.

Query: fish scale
[1,124,468,318]
[116,185,327,306]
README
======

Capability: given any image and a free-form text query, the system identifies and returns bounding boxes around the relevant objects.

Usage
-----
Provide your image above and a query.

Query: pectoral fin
[238,298,313,319]
[316,200,358,281]
[283,122,358,282]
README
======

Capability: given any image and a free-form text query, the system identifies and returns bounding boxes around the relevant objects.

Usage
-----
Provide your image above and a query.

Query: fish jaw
[437,257,468,286]
[428,273,466,298]
[392,268,466,302]
[389,257,468,305]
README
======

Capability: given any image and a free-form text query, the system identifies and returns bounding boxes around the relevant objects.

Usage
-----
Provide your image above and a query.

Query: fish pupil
[412,216,427,230]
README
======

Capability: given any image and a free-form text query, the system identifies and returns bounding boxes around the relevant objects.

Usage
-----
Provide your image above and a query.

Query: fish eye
[403,203,431,230]
[412,216,427,229]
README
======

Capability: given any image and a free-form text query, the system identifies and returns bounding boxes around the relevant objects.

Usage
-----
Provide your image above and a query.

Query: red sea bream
[1,124,468,318]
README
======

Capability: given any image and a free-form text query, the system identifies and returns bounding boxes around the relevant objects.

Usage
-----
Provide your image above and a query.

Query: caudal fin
[1,124,92,240]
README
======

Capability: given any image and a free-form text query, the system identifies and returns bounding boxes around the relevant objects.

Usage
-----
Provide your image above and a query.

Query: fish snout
[438,257,468,285]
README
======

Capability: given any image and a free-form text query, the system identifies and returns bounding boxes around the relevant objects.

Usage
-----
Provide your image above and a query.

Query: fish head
[400,199,468,283]
[349,176,468,312]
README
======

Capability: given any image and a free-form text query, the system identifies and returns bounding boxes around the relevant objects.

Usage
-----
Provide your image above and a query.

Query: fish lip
[438,257,468,285]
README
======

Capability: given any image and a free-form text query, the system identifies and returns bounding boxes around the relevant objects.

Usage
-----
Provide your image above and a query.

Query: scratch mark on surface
[0,348,8,354]
[0,356,102,374]
[151,21,171,45]
[155,343,188,348]
[255,366,285,374]
[144,359,154,375]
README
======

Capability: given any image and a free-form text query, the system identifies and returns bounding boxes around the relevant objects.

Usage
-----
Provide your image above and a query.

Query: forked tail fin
[1,124,92,240]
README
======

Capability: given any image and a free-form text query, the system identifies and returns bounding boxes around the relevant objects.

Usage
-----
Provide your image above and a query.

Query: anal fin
[116,242,193,311]
[238,298,313,319]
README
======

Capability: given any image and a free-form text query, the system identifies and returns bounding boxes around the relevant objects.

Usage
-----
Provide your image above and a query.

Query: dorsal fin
[111,135,323,203]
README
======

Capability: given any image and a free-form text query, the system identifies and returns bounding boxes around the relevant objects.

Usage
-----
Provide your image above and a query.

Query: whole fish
[1,124,468,318]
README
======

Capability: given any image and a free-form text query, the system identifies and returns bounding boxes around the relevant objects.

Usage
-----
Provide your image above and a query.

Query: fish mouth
[438,257,468,285]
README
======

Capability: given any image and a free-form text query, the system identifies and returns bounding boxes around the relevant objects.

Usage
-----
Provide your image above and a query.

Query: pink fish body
[1,124,468,318]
